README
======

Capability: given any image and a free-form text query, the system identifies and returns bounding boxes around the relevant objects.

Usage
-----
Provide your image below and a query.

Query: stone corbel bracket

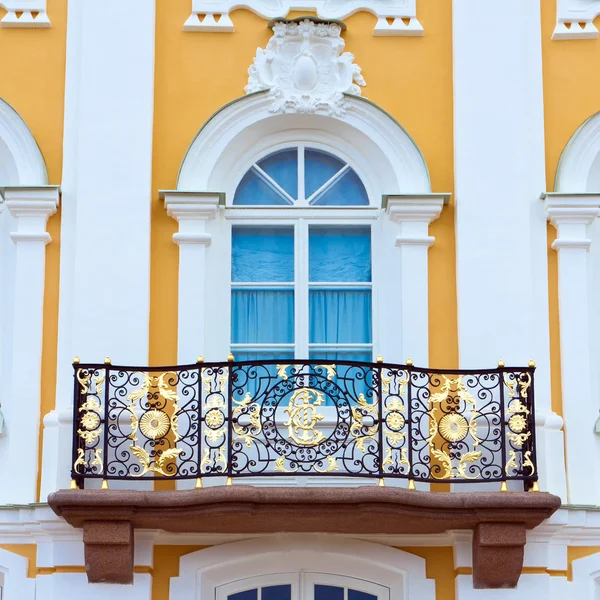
[49,487,560,587]
[0,0,50,27]
[552,0,600,39]
[183,0,423,36]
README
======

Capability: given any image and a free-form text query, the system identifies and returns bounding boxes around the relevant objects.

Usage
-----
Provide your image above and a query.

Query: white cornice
[4,186,59,245]
[183,1,423,36]
[0,0,50,28]
[162,191,221,222]
[552,0,600,40]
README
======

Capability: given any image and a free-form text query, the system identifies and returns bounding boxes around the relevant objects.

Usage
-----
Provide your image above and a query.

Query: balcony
[49,358,560,587]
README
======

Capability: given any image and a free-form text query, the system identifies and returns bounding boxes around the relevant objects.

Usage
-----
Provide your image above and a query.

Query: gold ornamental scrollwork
[426,376,482,480]
[126,372,183,477]
[351,393,378,452]
[284,388,326,447]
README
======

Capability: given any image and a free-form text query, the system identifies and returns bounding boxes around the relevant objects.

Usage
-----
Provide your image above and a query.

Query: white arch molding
[0,97,47,186]
[555,110,600,193]
[177,91,431,199]
[170,535,436,600]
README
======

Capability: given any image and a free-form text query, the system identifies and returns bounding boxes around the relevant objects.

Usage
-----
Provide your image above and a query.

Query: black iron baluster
[102,364,110,485]
[377,361,383,482]
[407,362,414,484]
[196,362,203,484]
[71,361,82,489]
[498,366,507,489]
[227,360,233,483]
[527,366,538,491]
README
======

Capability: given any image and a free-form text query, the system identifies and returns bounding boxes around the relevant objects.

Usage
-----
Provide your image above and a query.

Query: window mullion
[296,218,309,358]
[298,144,306,205]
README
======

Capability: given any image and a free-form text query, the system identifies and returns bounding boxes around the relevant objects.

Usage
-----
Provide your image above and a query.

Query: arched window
[230,147,373,364]
[233,146,369,207]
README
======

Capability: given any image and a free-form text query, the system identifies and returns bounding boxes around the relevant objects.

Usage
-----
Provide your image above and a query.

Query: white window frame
[217,572,389,600]
[228,213,379,362]
[231,143,370,208]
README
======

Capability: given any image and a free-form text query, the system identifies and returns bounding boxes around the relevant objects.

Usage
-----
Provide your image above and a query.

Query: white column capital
[543,193,600,226]
[162,191,221,246]
[543,193,600,252]
[385,193,449,223]
[3,186,59,245]
[385,193,449,247]
[162,190,221,221]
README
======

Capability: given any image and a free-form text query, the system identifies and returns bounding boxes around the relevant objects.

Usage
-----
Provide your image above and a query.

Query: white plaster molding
[245,19,366,117]
[0,99,47,185]
[162,192,220,365]
[177,92,430,195]
[0,0,50,28]
[0,186,58,506]
[385,194,448,367]
[555,112,600,192]
[170,534,435,600]
[0,547,34,599]
[183,1,423,36]
[553,0,600,40]
[544,192,600,506]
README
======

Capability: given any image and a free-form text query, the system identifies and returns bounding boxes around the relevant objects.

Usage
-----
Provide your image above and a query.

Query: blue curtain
[232,290,294,344]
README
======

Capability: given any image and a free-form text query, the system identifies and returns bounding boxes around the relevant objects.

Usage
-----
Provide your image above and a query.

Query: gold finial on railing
[530,481,540,492]
[101,479,110,490]
[226,477,233,486]
[408,479,416,490]
[227,353,235,363]
[73,356,80,365]
[195,478,203,489]
[528,360,536,368]
[406,358,414,366]
[104,357,112,365]
[196,356,204,364]
[69,479,79,490]
[500,481,508,492]
[498,360,505,368]
[378,478,385,487]
[376,355,384,364]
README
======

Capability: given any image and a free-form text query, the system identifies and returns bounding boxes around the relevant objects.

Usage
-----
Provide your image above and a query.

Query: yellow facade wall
[149,0,457,370]
[541,0,600,417]
[0,0,67,500]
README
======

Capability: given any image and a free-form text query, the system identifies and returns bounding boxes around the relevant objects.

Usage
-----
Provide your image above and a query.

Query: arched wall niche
[170,534,436,600]
[0,97,47,186]
[176,91,431,203]
[555,110,600,192]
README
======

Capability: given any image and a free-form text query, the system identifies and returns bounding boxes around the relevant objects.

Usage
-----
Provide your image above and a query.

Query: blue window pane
[234,168,290,205]
[349,591,377,600]
[233,351,295,362]
[312,168,369,206]
[232,290,294,344]
[315,585,345,600]
[309,290,372,344]
[232,227,294,283]
[229,590,258,600]
[262,585,292,600]
[257,149,298,200]
[305,149,346,199]
[309,350,373,363]
[309,226,371,283]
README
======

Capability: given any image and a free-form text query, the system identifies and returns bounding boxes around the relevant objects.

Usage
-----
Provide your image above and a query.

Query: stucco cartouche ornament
[245,18,366,118]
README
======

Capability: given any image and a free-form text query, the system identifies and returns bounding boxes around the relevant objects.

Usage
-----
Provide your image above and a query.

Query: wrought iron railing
[70,358,538,490]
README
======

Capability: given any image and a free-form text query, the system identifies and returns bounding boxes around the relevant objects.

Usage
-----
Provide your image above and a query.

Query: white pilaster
[162,192,220,363]
[545,193,600,505]
[43,0,156,498]
[386,194,448,366]
[0,186,58,504]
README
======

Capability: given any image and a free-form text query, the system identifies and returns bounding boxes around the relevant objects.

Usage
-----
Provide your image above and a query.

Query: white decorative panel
[245,19,366,116]
[553,0,600,39]
[0,0,50,27]
[183,0,423,36]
